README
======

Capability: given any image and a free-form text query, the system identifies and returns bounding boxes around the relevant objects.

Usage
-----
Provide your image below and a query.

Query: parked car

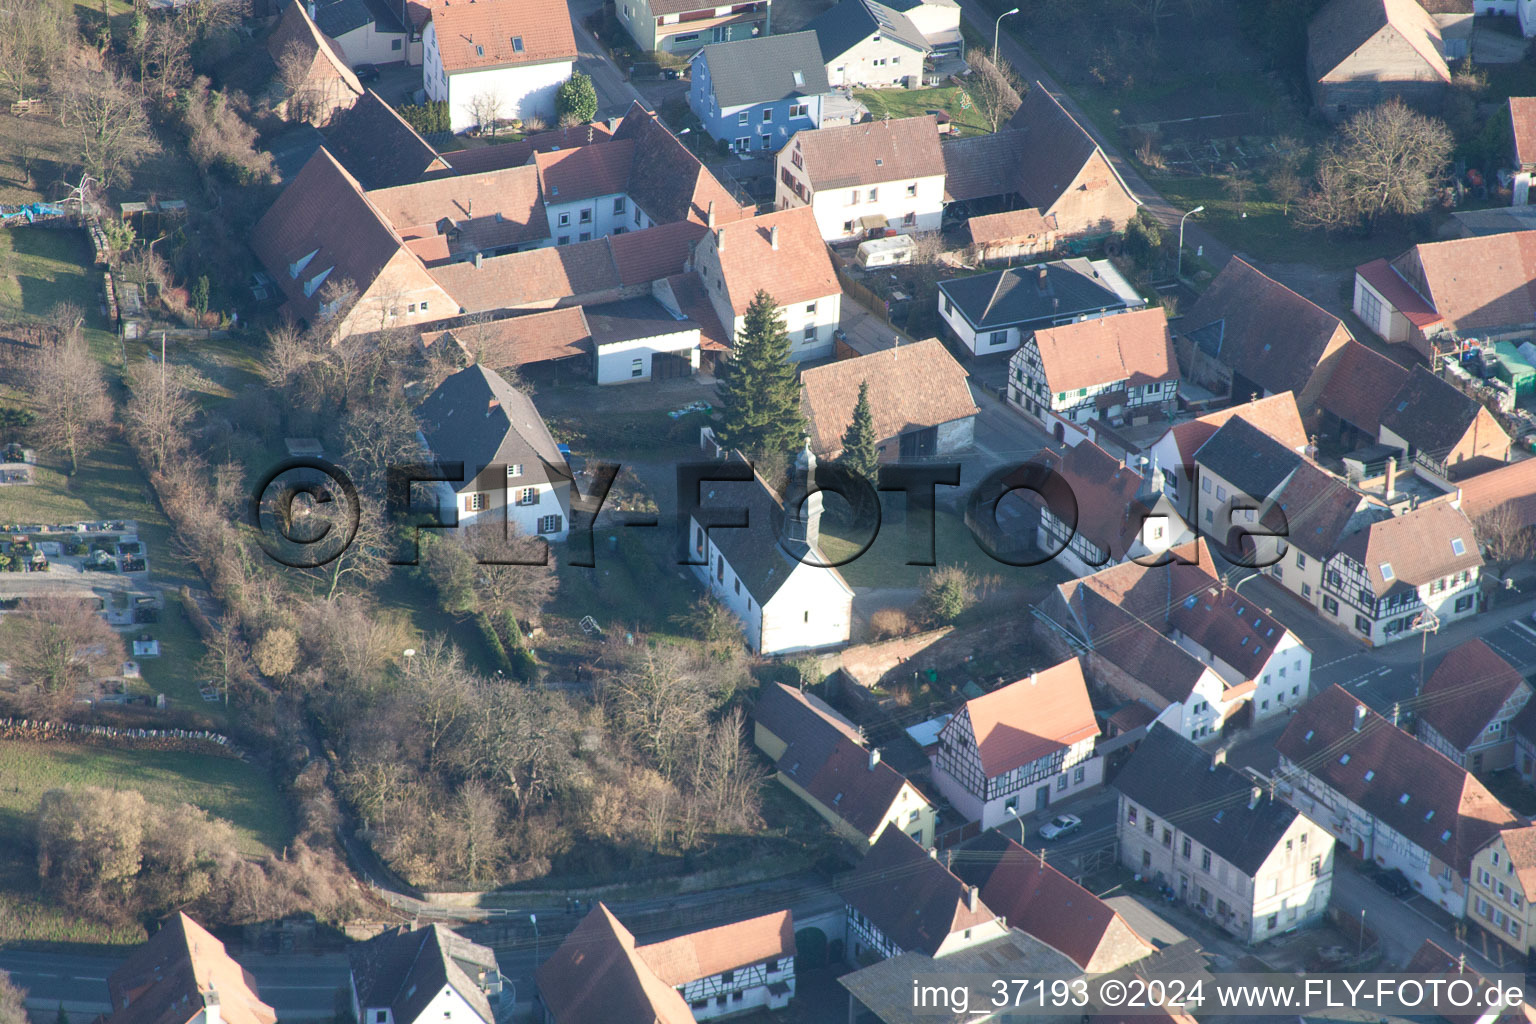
[662,67,683,80]
[1038,814,1082,840]
[353,64,381,83]
[1373,867,1413,897]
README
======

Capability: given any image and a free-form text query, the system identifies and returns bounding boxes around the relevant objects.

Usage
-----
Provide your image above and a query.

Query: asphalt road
[566,0,649,120]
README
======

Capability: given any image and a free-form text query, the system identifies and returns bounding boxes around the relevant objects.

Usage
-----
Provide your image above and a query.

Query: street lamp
[530,913,540,966]
[1177,205,1204,281]
[992,7,1019,65]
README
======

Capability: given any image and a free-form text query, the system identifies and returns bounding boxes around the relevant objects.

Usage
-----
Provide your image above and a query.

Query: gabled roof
[430,236,620,312]
[104,915,276,1024]
[711,207,839,315]
[1276,686,1521,874]
[964,208,1054,245]
[611,103,751,226]
[1194,415,1304,500]
[1355,258,1443,330]
[1259,460,1384,561]
[1164,393,1308,468]
[1458,456,1536,529]
[348,924,497,1024]
[940,130,1029,203]
[366,164,548,260]
[1498,826,1536,899]
[583,295,696,347]
[267,0,364,99]
[1317,338,1413,434]
[534,139,637,203]
[755,681,865,747]
[1513,97,1536,167]
[1166,572,1297,683]
[443,122,617,176]
[1058,583,1212,706]
[838,829,998,956]
[323,90,451,189]
[662,273,732,351]
[695,31,830,108]
[799,339,977,453]
[1004,85,1135,214]
[1308,0,1450,84]
[1379,365,1489,456]
[944,659,1098,778]
[422,307,592,369]
[955,833,1153,972]
[1116,725,1300,876]
[1389,231,1536,333]
[1182,257,1350,398]
[1029,441,1152,559]
[251,147,407,322]
[1030,306,1176,394]
[1336,499,1482,597]
[806,0,927,63]
[636,911,795,986]
[312,0,404,39]
[937,259,1143,330]
[428,0,577,73]
[1419,639,1529,751]
[608,220,707,286]
[415,365,568,490]
[534,904,695,1024]
[784,115,944,191]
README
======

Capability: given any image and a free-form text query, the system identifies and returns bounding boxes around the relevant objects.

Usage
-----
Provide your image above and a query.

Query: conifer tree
[715,290,804,457]
[839,379,878,481]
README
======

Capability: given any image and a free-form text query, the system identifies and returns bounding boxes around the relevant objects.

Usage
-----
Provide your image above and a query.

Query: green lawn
[819,506,1069,592]
[855,86,992,138]
[0,739,288,945]
[0,227,112,333]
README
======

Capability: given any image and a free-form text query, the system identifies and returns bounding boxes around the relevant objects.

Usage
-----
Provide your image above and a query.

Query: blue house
[688,31,830,154]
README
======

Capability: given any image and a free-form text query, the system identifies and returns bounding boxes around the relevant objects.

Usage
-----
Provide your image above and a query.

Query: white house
[585,297,702,384]
[805,0,928,89]
[536,904,796,1022]
[1116,725,1335,945]
[1143,393,1308,522]
[931,659,1102,828]
[691,207,842,361]
[1006,306,1179,445]
[349,924,506,1024]
[937,258,1144,357]
[690,446,853,655]
[871,0,960,51]
[1276,686,1522,918]
[415,364,572,541]
[773,115,945,241]
[534,143,659,244]
[422,0,578,133]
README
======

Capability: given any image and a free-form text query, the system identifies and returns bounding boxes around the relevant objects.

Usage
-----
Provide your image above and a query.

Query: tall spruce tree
[840,379,878,481]
[715,290,804,457]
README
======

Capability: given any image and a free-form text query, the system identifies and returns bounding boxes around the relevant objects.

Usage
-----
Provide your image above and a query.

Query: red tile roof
[636,911,794,986]
[1513,97,1536,168]
[1419,638,1529,752]
[612,102,753,227]
[1166,393,1308,466]
[1356,257,1443,329]
[1317,338,1412,434]
[838,829,999,956]
[534,139,637,203]
[430,237,620,312]
[1336,500,1483,597]
[964,208,1054,245]
[1390,232,1536,335]
[266,0,363,106]
[608,220,706,286]
[1459,456,1536,529]
[1031,306,1176,394]
[534,904,695,1023]
[365,165,548,259]
[428,0,577,73]
[1029,441,1149,560]
[664,273,731,351]
[786,115,944,191]
[422,306,592,368]
[104,915,276,1024]
[947,659,1098,778]
[711,206,838,315]
[799,339,977,454]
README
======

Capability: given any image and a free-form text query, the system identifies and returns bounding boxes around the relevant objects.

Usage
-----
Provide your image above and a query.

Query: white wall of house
[422,26,571,132]
[453,476,570,540]
[674,957,795,1020]
[1169,628,1310,724]
[1352,273,1415,345]
[760,558,853,654]
[360,983,483,1024]
[544,193,652,245]
[595,329,701,384]
[333,22,408,67]
[938,293,1009,355]
[811,176,945,240]
[725,293,841,363]
[931,741,1103,832]
[824,36,924,89]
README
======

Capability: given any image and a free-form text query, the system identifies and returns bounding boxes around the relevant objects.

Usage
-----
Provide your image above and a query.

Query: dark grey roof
[312,0,403,39]
[348,924,497,1024]
[1378,365,1481,457]
[693,467,803,603]
[1113,724,1298,876]
[323,91,446,189]
[584,295,695,347]
[940,131,1028,203]
[806,0,926,63]
[416,364,569,495]
[1192,416,1302,501]
[937,259,1138,331]
[696,31,831,108]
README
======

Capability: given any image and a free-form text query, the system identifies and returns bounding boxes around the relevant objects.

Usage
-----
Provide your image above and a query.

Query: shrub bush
[869,607,910,639]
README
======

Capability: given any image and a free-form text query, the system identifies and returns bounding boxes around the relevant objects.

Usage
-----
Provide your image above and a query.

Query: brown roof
[1165,567,1297,682]
[636,911,794,986]
[251,147,409,322]
[609,220,706,286]
[534,139,637,203]
[267,0,363,100]
[1390,231,1536,334]
[838,829,999,956]
[612,102,752,227]
[1459,456,1536,528]
[1355,258,1443,330]
[1031,306,1176,394]
[713,207,838,315]
[1514,98,1536,167]
[1308,0,1450,84]
[1316,339,1412,434]
[1276,686,1521,875]
[1379,365,1500,460]
[1419,639,1529,752]
[756,681,866,751]
[323,90,452,189]
[443,122,617,176]
[428,0,576,73]
[1166,393,1308,467]
[1005,84,1136,214]
[534,904,695,1024]
[430,237,620,312]
[1029,441,1150,559]
[1057,582,1212,706]
[956,833,1152,971]
[1181,257,1351,398]
[940,130,1029,203]
[786,116,944,191]
[946,659,1098,778]
[1499,826,1536,898]
[964,208,1053,245]
[799,339,977,453]
[664,273,732,351]
[365,165,548,260]
[424,306,592,368]
[1337,492,1482,597]
[1259,460,1380,561]
[104,915,276,1024]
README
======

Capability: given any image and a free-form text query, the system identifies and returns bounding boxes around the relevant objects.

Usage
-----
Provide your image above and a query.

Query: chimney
[1248,786,1262,810]
[707,201,716,228]
[474,251,483,269]
[1028,671,1037,685]
[929,847,939,860]
[771,224,781,250]
[467,198,473,219]
[1353,704,1367,731]
[868,747,881,770]
[1385,456,1397,499]
[716,226,726,250]
[1036,265,1049,292]
[966,886,979,912]
[1212,747,1227,767]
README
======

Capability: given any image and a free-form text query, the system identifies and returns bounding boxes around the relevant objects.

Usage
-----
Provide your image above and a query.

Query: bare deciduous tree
[1300,101,1453,231]
[61,53,157,188]
[467,90,505,137]
[124,359,199,473]
[965,54,1023,133]
[1475,504,1534,572]
[0,970,25,1024]
[0,0,74,103]
[24,334,112,475]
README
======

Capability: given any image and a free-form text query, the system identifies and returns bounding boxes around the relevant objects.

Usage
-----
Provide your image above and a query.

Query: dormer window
[302,266,334,298]
[1338,754,1350,765]
[1364,770,1375,781]
[1399,793,1410,804]
[475,44,484,56]
[792,70,804,86]
[288,249,318,279]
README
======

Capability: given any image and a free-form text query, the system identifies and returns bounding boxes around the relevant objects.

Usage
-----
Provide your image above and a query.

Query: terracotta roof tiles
[1513,98,1536,167]
[1031,306,1176,394]
[799,339,977,454]
[1389,231,1536,334]
[786,116,944,191]
[713,207,838,315]
[104,915,276,1024]
[945,659,1098,779]
[1459,456,1536,528]
[1419,638,1529,752]
[1316,338,1413,434]
[1335,499,1483,597]
[636,912,794,986]
[428,0,577,73]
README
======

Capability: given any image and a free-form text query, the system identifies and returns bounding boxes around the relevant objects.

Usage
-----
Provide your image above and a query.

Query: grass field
[819,506,1068,592]
[855,86,992,138]
[0,739,288,944]
[0,227,113,334]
